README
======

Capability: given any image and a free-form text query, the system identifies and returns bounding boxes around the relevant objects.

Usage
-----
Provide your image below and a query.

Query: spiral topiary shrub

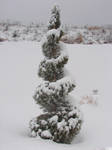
[29,5,83,144]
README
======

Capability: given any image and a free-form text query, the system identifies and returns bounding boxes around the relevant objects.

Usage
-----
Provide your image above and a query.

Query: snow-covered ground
[0,42,112,150]
[0,22,112,44]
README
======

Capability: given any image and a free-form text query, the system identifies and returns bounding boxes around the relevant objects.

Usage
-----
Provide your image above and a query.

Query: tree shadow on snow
[18,128,30,138]
[72,133,84,145]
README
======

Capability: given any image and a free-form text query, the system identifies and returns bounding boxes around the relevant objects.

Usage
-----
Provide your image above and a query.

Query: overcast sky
[0,0,112,25]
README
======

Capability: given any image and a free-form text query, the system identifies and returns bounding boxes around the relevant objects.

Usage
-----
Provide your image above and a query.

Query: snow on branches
[33,77,75,112]
[30,107,82,144]
[48,5,61,30]
[29,5,82,144]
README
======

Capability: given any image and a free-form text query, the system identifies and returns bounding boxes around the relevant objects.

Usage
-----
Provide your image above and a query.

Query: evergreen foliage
[38,30,68,82]
[29,6,82,144]
[48,5,61,30]
[30,108,82,144]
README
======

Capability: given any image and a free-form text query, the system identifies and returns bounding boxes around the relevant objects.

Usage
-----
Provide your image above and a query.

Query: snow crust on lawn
[0,41,112,150]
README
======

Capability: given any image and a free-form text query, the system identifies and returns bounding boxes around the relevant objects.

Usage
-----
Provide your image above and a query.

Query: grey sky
[0,0,112,25]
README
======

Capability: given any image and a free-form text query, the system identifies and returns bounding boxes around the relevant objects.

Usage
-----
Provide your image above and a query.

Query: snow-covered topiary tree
[29,6,82,144]
[48,5,61,30]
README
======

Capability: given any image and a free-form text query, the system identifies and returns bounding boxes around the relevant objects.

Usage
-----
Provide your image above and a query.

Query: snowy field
[0,42,112,150]
[0,22,112,44]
